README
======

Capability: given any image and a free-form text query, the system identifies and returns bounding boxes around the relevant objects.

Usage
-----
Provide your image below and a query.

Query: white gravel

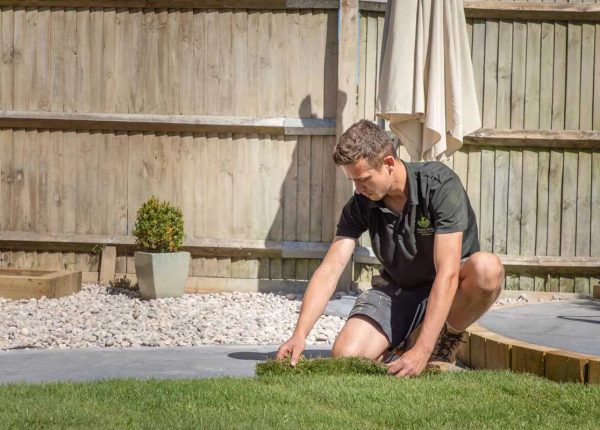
[0,283,347,351]
[0,283,566,351]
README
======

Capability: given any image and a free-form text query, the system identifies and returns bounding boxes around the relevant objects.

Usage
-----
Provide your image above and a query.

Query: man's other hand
[384,346,430,377]
[276,335,306,367]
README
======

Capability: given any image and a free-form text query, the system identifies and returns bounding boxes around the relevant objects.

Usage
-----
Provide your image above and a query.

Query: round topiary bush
[132,196,186,253]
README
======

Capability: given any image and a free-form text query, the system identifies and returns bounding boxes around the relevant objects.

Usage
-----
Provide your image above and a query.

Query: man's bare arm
[413,231,463,354]
[292,236,356,338]
[276,236,355,364]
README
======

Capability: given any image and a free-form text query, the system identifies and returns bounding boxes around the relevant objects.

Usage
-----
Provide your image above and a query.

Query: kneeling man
[277,120,504,377]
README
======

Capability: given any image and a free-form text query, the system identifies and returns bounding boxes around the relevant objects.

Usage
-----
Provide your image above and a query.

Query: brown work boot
[426,322,466,371]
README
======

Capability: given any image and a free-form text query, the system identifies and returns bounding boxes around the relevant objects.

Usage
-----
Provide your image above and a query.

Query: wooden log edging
[460,319,600,384]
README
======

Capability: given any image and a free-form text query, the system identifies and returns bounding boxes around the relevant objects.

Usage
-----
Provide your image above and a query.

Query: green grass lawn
[0,367,598,429]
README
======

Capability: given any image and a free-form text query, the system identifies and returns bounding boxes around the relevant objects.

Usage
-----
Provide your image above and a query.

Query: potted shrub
[132,196,190,300]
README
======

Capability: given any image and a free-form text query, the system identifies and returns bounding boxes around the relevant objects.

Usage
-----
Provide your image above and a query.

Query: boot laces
[432,324,465,360]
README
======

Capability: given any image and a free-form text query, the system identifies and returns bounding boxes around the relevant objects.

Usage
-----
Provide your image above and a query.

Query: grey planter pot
[134,251,191,300]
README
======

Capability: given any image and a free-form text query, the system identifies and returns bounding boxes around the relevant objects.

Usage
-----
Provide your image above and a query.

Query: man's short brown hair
[333,119,397,168]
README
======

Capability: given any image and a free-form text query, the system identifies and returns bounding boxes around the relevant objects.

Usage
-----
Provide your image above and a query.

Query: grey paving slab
[0,345,331,385]
[323,295,356,318]
[478,300,600,356]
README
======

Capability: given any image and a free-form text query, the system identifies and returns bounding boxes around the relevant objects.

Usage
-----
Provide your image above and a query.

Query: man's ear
[383,155,396,171]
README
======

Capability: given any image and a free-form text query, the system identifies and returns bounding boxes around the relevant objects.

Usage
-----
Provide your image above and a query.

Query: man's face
[341,158,392,201]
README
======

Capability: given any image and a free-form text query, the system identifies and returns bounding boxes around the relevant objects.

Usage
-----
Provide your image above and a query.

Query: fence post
[334,0,359,291]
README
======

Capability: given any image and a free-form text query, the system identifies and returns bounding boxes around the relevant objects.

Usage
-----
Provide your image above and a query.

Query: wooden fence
[0,1,599,294]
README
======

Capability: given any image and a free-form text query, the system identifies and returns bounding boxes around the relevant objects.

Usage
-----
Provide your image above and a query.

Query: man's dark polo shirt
[336,160,480,289]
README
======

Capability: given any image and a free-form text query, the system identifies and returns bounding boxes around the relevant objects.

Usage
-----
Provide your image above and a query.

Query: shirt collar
[368,159,418,209]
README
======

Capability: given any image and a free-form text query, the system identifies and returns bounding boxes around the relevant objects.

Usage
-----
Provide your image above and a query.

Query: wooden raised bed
[0,268,82,300]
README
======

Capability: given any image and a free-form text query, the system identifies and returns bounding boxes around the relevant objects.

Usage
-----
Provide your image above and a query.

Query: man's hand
[384,346,430,377]
[276,335,306,367]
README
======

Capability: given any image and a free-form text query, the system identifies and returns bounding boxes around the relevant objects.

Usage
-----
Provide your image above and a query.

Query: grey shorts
[348,257,471,351]
[348,279,432,351]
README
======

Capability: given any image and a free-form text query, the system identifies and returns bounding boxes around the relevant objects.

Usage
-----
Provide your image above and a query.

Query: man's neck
[383,160,409,215]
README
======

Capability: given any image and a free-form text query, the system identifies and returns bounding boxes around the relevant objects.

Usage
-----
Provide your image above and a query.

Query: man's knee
[464,252,504,295]
[331,340,360,358]
[331,315,388,359]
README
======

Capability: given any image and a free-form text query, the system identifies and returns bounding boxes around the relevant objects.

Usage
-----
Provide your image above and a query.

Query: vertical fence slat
[75,131,89,234]
[453,149,468,188]
[483,19,498,128]
[0,129,12,231]
[246,10,259,117]
[76,8,90,113]
[103,8,116,112]
[296,134,311,279]
[62,130,76,234]
[493,148,508,254]
[64,7,76,113]
[539,21,554,129]
[496,20,512,129]
[0,7,14,110]
[559,149,578,292]
[547,150,563,257]
[220,10,233,115]
[580,23,594,130]
[167,9,181,115]
[13,8,25,110]
[511,21,527,128]
[99,132,115,235]
[193,132,207,239]
[322,135,336,241]
[36,130,49,233]
[472,19,485,121]
[231,10,247,117]
[575,150,591,293]
[271,135,286,280]
[48,130,63,234]
[535,149,549,255]
[36,7,49,111]
[115,131,127,235]
[310,135,324,243]
[310,11,326,117]
[480,148,495,252]
[525,20,541,129]
[594,23,600,130]
[129,9,143,113]
[552,22,567,130]
[142,9,158,114]
[114,8,129,113]
[565,22,582,130]
[285,10,300,117]
[179,9,193,115]
[507,149,523,255]
[49,8,64,112]
[90,7,103,112]
[364,12,377,121]
[192,10,205,115]
[575,151,591,257]
[466,146,481,231]
[282,135,298,279]
[357,12,367,120]
[520,149,537,290]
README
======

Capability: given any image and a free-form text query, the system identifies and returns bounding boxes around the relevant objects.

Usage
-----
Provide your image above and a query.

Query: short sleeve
[431,177,468,233]
[335,195,368,239]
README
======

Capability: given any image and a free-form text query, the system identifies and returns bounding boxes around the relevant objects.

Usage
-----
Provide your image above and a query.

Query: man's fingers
[290,348,302,367]
[276,345,290,360]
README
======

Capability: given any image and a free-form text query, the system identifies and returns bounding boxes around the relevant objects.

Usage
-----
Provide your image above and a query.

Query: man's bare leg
[446,252,504,332]
[331,315,389,361]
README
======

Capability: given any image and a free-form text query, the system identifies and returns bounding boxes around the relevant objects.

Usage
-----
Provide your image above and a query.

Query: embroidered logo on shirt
[416,215,434,236]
